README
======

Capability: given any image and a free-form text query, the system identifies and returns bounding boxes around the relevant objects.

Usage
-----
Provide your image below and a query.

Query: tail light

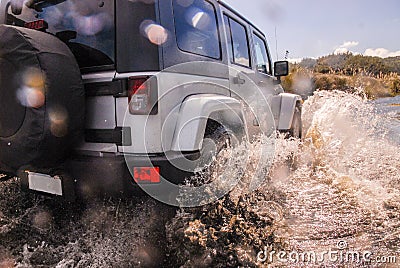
[128,77,158,115]
[24,19,48,31]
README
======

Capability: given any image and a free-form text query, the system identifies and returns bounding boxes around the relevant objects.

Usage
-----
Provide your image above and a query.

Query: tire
[194,121,239,184]
[288,106,302,139]
[0,25,85,174]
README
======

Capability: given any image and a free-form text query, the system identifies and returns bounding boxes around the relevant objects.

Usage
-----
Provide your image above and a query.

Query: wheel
[288,106,302,139]
[0,25,85,174]
[194,121,239,184]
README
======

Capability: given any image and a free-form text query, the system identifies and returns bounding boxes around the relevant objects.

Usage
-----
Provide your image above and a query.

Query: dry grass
[282,67,400,99]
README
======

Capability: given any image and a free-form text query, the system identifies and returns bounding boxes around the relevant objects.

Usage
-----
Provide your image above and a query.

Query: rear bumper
[64,151,198,198]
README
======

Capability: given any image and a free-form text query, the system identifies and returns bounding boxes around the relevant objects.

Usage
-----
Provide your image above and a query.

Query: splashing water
[1,90,399,267]
[167,90,400,267]
[275,91,400,263]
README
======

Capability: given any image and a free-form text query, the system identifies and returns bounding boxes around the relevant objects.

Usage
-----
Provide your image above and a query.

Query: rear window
[7,0,115,71]
[173,0,221,59]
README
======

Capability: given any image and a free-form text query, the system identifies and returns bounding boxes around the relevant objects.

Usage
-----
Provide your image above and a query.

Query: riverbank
[284,54,400,100]
[282,68,400,99]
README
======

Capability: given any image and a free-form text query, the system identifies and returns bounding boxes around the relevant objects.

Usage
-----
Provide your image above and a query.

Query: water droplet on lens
[49,107,69,137]
[17,68,46,108]
[140,20,169,45]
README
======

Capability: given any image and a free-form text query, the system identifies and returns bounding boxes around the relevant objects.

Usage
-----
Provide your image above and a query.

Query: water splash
[272,91,399,266]
[166,90,400,266]
[1,90,399,266]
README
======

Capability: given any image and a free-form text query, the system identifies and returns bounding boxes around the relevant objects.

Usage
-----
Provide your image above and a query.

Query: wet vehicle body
[0,0,302,200]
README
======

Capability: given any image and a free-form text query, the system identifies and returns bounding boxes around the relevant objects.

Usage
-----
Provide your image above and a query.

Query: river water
[168,90,400,267]
[374,95,400,145]
[270,91,400,267]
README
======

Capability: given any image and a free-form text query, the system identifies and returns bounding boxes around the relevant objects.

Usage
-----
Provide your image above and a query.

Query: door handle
[233,75,246,85]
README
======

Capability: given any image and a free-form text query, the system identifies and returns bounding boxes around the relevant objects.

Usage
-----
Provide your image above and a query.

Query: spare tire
[0,25,84,174]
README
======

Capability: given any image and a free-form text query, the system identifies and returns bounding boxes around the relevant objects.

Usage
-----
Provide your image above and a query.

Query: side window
[223,15,233,62]
[253,33,272,74]
[173,0,220,59]
[224,15,251,67]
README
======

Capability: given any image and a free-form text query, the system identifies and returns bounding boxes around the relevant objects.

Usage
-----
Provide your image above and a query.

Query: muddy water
[0,90,399,267]
[273,91,400,266]
[168,91,400,267]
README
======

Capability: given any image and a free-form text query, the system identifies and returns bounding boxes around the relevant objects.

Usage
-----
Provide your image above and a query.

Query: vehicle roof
[217,0,265,37]
[0,0,266,37]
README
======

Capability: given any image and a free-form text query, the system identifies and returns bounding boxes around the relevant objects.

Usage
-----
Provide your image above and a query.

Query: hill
[284,54,400,99]
[298,54,400,76]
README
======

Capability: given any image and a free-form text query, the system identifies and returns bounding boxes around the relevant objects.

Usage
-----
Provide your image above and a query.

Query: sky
[223,0,400,62]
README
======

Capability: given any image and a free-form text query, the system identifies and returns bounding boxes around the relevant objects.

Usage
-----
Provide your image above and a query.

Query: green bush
[389,77,400,95]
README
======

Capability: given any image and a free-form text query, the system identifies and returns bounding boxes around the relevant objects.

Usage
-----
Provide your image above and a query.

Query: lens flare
[49,107,69,137]
[73,12,110,36]
[17,68,46,108]
[186,7,211,30]
[24,68,45,89]
[140,20,168,45]
[32,210,52,230]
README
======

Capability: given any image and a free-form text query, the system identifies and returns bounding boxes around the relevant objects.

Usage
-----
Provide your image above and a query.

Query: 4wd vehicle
[0,0,302,204]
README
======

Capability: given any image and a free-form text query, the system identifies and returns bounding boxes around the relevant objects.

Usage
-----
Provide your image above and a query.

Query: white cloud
[288,58,303,64]
[334,41,359,54]
[364,48,400,58]
[342,41,359,48]
[334,47,350,54]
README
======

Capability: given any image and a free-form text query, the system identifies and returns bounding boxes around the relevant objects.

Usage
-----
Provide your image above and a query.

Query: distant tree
[314,53,352,74]
[287,53,400,98]
[390,78,400,95]
[383,56,400,74]
[344,55,389,76]
[299,58,317,69]
[309,54,399,77]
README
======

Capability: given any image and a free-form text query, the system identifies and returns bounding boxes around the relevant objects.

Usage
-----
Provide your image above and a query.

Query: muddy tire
[0,25,84,174]
[288,106,302,139]
[195,121,239,183]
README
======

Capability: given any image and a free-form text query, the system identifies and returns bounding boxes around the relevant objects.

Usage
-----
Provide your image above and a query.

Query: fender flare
[0,1,9,24]
[171,94,246,151]
[277,93,302,130]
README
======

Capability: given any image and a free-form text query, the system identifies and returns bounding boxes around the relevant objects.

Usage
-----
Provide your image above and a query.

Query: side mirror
[56,31,77,42]
[274,61,289,77]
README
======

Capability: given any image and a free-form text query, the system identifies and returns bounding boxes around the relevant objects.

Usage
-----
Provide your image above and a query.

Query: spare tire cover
[0,25,84,173]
